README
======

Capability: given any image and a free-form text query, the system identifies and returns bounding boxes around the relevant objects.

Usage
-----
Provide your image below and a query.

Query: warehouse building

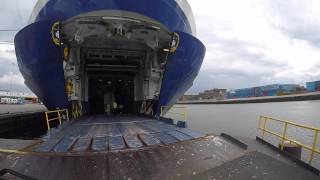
[198,89,227,100]
[0,90,38,104]
[178,94,200,101]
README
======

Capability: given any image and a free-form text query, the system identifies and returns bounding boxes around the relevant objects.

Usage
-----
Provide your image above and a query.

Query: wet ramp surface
[193,151,320,180]
[0,135,246,180]
[33,115,206,153]
[0,115,318,179]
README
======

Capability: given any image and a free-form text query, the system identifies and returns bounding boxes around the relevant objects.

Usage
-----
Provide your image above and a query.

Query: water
[179,100,320,138]
[0,104,46,115]
[169,100,320,167]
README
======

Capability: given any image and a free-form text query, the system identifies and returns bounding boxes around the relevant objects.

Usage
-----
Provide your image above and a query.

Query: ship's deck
[0,115,319,179]
[34,115,205,153]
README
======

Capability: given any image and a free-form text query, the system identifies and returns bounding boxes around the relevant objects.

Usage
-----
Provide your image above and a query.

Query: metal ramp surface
[0,133,249,180]
[33,115,206,153]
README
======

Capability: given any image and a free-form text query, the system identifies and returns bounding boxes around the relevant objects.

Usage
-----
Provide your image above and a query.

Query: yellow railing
[258,115,320,164]
[45,109,69,130]
[160,106,187,121]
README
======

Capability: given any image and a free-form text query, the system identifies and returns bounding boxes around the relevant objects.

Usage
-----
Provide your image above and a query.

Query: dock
[0,114,319,179]
[178,91,320,104]
[0,104,46,115]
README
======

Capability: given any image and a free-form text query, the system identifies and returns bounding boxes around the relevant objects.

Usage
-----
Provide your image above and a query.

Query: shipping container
[227,84,301,99]
[306,81,320,92]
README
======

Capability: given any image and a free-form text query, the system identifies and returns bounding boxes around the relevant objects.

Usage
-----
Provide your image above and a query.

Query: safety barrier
[45,109,69,130]
[160,106,187,122]
[258,115,320,164]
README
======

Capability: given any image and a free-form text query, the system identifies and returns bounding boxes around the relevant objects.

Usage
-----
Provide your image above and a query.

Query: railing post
[280,122,288,150]
[57,111,62,125]
[262,116,267,139]
[257,115,320,165]
[66,109,69,121]
[160,106,163,117]
[45,112,50,130]
[258,116,263,129]
[308,130,319,164]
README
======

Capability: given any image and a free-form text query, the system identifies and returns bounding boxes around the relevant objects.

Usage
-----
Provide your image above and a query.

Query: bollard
[279,141,302,160]
[177,121,187,128]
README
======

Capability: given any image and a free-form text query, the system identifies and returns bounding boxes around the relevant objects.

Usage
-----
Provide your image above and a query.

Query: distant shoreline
[177,91,320,104]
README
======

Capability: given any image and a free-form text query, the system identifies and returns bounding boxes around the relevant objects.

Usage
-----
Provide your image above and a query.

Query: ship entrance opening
[84,48,144,115]
[88,74,135,115]
[62,11,174,117]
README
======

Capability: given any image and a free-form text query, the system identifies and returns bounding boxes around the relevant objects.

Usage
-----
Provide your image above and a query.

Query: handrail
[260,115,320,131]
[45,109,69,130]
[258,115,320,165]
[160,106,187,121]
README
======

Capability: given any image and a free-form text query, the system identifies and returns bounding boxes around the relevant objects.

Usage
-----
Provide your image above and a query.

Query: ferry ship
[0,0,319,179]
[14,0,205,116]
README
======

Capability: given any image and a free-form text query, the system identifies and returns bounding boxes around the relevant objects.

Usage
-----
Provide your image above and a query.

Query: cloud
[0,0,36,92]
[1,0,320,94]
[187,0,320,93]
[0,72,24,85]
[0,72,29,92]
[266,0,320,47]
[0,43,23,90]
[0,0,37,29]
[0,42,16,60]
[0,43,19,75]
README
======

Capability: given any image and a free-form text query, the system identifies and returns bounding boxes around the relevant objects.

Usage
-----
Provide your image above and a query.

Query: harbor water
[0,104,46,115]
[171,100,320,167]
[181,100,320,138]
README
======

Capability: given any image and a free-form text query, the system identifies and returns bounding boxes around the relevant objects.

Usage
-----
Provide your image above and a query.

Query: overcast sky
[188,0,320,93]
[1,0,320,94]
[0,0,36,92]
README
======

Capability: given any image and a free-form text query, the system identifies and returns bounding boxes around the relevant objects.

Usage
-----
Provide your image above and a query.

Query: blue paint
[124,135,143,148]
[35,138,62,152]
[109,136,126,150]
[139,134,161,146]
[176,121,187,128]
[177,128,205,139]
[228,84,302,98]
[306,81,320,92]
[158,31,205,113]
[53,137,76,152]
[33,0,192,34]
[155,132,178,144]
[92,136,108,151]
[14,20,69,109]
[15,0,205,113]
[167,130,192,141]
[72,137,91,151]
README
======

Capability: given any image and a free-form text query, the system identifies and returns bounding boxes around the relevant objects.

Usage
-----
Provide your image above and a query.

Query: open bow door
[14,20,68,109]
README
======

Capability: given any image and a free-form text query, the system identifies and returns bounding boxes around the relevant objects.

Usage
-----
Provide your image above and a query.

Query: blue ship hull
[14,0,205,114]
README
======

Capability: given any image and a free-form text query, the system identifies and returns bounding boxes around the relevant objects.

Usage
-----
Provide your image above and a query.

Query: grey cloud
[189,6,313,93]
[0,0,36,92]
[188,69,270,93]
[0,58,19,76]
[0,0,36,29]
[202,31,287,75]
[0,32,16,42]
[0,82,29,92]
[0,0,37,42]
[267,0,320,47]
[197,21,286,69]
[305,62,320,80]
[188,65,305,94]
[189,23,300,92]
